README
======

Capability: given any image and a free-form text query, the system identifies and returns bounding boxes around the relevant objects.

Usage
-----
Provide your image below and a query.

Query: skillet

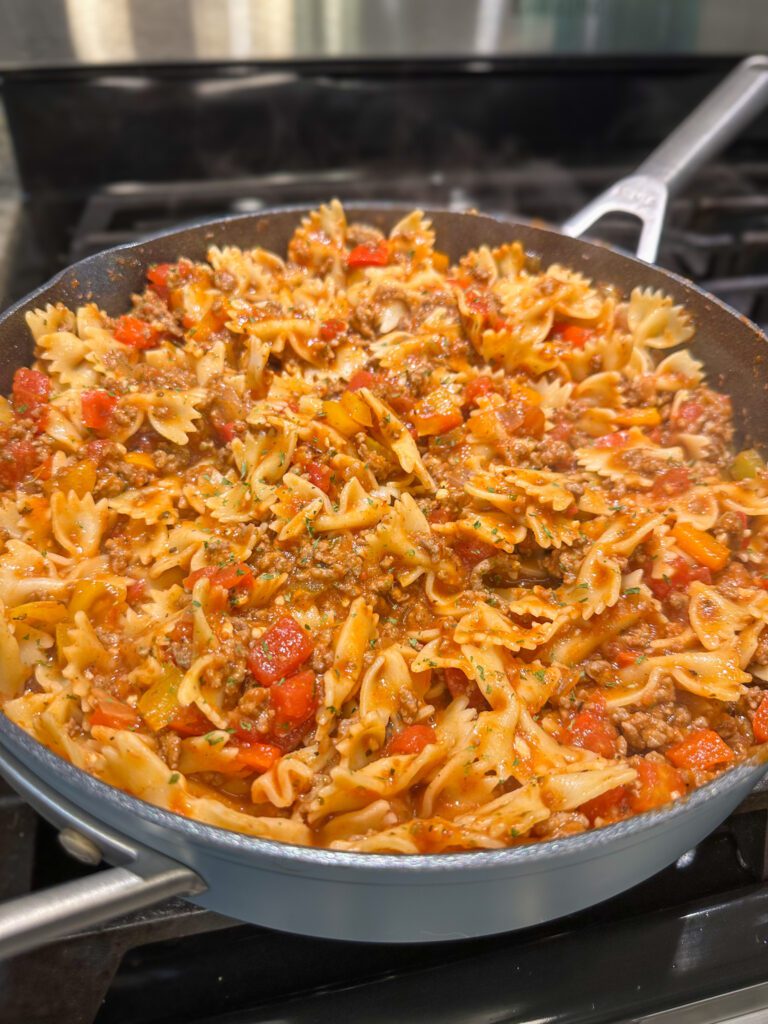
[2,57,768,954]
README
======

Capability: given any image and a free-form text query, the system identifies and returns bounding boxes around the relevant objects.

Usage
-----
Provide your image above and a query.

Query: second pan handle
[562,55,768,263]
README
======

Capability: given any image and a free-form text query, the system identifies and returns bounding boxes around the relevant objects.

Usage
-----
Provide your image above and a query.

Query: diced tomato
[628,759,684,813]
[90,696,140,731]
[81,389,117,431]
[126,579,146,604]
[753,696,768,743]
[347,369,380,391]
[306,461,332,492]
[184,562,253,592]
[114,314,161,350]
[213,420,237,443]
[563,706,619,759]
[652,467,690,501]
[167,704,213,737]
[616,650,640,668]
[319,318,346,341]
[452,537,497,568]
[234,741,282,773]
[580,785,630,824]
[667,729,735,772]
[387,723,436,756]
[674,400,703,429]
[0,439,41,489]
[464,375,495,406]
[347,240,389,268]
[270,670,317,723]
[645,556,711,601]
[147,262,172,299]
[246,615,314,685]
[594,430,631,449]
[412,389,463,437]
[551,323,594,348]
[12,367,50,414]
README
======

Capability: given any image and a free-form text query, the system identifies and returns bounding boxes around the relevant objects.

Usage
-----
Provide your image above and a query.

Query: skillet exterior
[0,206,767,942]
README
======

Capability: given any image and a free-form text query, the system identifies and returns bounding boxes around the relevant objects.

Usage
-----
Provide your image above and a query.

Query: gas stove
[4,35,768,1024]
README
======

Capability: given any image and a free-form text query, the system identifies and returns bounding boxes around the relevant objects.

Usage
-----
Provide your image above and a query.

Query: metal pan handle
[562,55,768,263]
[0,741,204,960]
[0,856,201,961]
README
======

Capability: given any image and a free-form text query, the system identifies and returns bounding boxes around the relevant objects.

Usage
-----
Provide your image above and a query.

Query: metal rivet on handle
[57,827,103,866]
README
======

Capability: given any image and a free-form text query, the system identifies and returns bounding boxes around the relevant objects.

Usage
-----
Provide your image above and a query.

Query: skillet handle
[0,737,205,961]
[0,856,202,961]
[562,55,768,263]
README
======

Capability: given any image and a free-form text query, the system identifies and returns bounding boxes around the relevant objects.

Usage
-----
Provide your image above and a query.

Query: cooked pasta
[2,200,768,853]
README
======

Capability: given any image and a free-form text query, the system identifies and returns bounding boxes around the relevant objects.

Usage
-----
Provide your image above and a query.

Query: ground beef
[346,223,385,248]
[214,270,237,292]
[531,811,590,839]
[602,622,658,660]
[754,635,768,677]
[716,561,753,599]
[234,687,272,735]
[543,541,589,583]
[715,708,753,756]
[713,510,747,551]
[583,658,613,684]
[131,287,185,342]
[620,373,662,407]
[611,677,692,751]
[158,731,181,769]
[537,435,576,472]
[103,534,132,574]
[131,362,196,391]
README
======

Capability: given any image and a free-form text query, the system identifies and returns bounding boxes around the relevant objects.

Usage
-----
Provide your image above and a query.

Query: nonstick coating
[0,205,766,942]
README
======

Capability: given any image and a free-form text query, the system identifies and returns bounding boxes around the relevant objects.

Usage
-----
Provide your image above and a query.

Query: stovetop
[3,57,768,1024]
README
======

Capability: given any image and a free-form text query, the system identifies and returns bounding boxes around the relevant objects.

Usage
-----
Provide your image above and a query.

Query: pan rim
[1,202,766,874]
[1,711,765,873]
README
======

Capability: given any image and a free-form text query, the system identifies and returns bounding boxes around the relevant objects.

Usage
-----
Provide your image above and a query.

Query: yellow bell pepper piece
[615,408,661,428]
[730,448,765,480]
[69,579,117,615]
[339,390,373,427]
[138,665,183,732]
[0,396,13,426]
[9,601,67,625]
[54,459,97,498]
[322,400,363,438]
